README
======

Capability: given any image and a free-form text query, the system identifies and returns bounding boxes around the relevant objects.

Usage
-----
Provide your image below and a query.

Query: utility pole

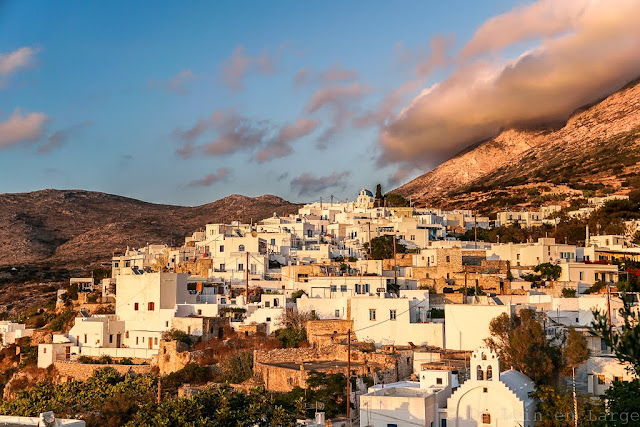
[368,222,372,259]
[474,211,478,250]
[157,376,162,404]
[346,329,351,425]
[393,231,398,293]
[606,284,613,343]
[573,366,578,427]
[245,251,249,301]
[464,266,468,304]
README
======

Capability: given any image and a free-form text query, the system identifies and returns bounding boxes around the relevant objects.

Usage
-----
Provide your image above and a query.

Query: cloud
[174,110,316,162]
[294,64,358,87]
[305,83,370,149]
[38,121,93,154]
[0,47,38,76]
[254,117,318,163]
[460,0,586,59]
[186,168,230,188]
[0,109,48,149]
[290,171,350,196]
[306,83,369,113]
[150,69,197,94]
[394,36,453,79]
[379,0,640,168]
[219,45,281,92]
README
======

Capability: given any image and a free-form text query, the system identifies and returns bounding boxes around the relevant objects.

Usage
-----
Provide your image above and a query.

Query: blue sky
[1,0,638,205]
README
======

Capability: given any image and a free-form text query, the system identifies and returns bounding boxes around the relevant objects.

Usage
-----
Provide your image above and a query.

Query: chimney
[586,224,590,246]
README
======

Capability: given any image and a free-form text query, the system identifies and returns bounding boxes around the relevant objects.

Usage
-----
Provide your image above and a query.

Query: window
[483,387,488,393]
[486,365,493,380]
[369,309,376,321]
[482,413,491,424]
[84,334,87,344]
[516,253,520,260]
[148,302,155,311]
[477,365,484,380]
[335,309,340,318]
[154,337,158,345]
[197,309,202,315]
[165,321,169,328]
[266,317,271,322]
[238,263,244,271]
[436,377,443,385]
[445,256,450,263]
[340,285,347,292]
[614,376,623,382]
[219,245,224,253]
[270,238,276,245]
[136,337,139,345]
[579,272,584,280]
[125,261,130,267]
[387,424,398,427]
[134,303,139,311]
[265,301,270,308]
[330,285,337,292]
[125,331,129,338]
[390,309,397,320]
[597,375,606,385]
[411,235,415,241]
[238,244,245,252]
[219,263,225,272]
[109,334,113,344]
[364,283,370,293]
[114,262,119,268]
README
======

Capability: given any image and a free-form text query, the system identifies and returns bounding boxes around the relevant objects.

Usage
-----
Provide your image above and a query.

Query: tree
[534,263,562,282]
[375,183,383,206]
[384,192,410,207]
[485,309,561,384]
[532,384,603,427]
[363,235,408,260]
[590,295,640,376]
[218,350,253,384]
[562,327,590,375]
[561,288,577,298]
[275,309,317,348]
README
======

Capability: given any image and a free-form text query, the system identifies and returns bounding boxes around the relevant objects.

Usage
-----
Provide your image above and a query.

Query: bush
[49,309,75,332]
[218,351,253,384]
[98,355,113,365]
[119,357,133,365]
[161,329,192,346]
[78,356,94,364]
[561,288,577,298]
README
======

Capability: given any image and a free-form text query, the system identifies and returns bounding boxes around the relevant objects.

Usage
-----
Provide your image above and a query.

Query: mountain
[0,190,300,267]
[395,79,640,211]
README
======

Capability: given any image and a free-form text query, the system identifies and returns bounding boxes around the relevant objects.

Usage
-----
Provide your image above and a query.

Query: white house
[444,304,513,351]
[359,367,458,427]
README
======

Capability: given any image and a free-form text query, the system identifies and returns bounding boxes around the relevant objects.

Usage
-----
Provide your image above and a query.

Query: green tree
[532,384,603,426]
[363,235,408,260]
[485,309,561,384]
[275,309,317,348]
[534,263,562,282]
[384,192,410,207]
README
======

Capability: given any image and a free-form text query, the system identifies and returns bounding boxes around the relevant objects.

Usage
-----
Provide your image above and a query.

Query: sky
[1,0,639,206]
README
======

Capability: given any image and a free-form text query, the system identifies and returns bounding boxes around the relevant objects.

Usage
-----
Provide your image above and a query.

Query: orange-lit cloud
[0,109,48,149]
[379,0,640,168]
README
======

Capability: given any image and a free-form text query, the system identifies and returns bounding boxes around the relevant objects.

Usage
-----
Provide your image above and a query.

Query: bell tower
[471,347,500,381]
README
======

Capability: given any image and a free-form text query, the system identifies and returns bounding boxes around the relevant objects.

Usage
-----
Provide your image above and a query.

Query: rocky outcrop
[395,78,640,208]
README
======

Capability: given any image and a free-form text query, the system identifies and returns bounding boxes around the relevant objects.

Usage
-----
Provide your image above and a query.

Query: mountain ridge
[0,189,300,267]
[395,78,640,210]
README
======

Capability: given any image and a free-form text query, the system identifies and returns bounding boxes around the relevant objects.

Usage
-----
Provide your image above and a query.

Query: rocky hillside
[395,78,640,210]
[0,190,299,266]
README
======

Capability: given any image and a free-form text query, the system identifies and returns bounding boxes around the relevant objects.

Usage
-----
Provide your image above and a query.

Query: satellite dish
[251,231,258,237]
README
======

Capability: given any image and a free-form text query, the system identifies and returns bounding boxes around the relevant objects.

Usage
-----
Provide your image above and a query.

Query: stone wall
[253,344,411,392]
[171,316,230,343]
[53,361,152,381]
[175,259,213,277]
[305,319,353,348]
[156,340,195,375]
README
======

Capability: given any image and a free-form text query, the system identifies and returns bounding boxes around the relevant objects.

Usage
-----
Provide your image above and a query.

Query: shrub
[561,288,577,298]
[161,329,192,346]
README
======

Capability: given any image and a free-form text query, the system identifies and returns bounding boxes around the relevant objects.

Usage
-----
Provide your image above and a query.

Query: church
[446,347,537,426]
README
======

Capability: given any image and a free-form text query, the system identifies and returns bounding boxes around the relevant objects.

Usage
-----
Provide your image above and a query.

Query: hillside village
[2,187,640,426]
